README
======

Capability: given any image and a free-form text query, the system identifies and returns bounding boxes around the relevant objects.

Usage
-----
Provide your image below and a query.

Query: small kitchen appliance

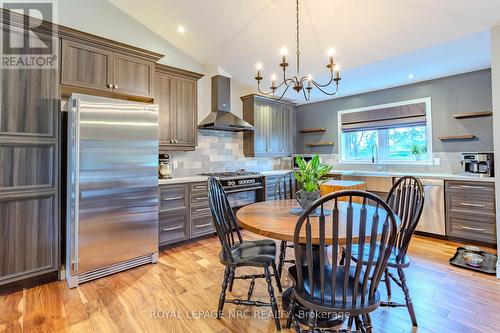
[159,154,173,179]
[460,152,494,177]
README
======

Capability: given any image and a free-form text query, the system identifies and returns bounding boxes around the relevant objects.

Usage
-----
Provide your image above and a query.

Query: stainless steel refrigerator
[66,94,159,288]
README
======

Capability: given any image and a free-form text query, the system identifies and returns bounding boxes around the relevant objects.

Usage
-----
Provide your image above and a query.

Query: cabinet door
[270,105,284,154]
[173,77,197,148]
[281,105,294,155]
[153,73,175,146]
[113,53,154,97]
[61,39,113,91]
[253,101,269,155]
[0,194,57,283]
[2,33,58,137]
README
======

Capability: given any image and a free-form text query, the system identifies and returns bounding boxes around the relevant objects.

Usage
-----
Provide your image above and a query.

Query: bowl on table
[463,252,484,267]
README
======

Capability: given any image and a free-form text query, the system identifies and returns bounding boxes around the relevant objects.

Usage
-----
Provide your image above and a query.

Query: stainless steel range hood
[198,75,254,132]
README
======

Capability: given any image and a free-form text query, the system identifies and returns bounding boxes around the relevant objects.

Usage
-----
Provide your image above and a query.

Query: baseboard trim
[0,270,59,295]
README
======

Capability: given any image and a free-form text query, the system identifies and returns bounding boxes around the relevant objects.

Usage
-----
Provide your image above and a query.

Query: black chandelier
[254,0,341,101]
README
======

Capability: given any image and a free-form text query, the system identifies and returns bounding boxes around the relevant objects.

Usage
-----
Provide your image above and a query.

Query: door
[253,101,269,155]
[153,73,175,146]
[113,53,154,97]
[61,39,114,91]
[71,96,158,274]
[173,77,197,147]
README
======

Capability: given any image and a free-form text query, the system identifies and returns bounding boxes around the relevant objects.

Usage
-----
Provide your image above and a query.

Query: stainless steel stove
[200,170,264,208]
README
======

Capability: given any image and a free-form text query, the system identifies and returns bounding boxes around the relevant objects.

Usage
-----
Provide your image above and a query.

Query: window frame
[337,97,433,165]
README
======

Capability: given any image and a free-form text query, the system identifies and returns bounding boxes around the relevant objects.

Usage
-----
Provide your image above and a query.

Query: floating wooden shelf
[438,135,476,141]
[453,111,492,119]
[298,127,327,133]
[306,142,334,147]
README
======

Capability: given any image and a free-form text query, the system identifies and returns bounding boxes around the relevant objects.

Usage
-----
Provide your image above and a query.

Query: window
[338,98,432,164]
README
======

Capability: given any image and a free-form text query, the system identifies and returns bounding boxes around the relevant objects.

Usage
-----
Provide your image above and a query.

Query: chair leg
[264,266,281,331]
[307,310,316,333]
[278,240,287,278]
[227,267,235,292]
[286,299,298,329]
[384,268,392,300]
[217,266,230,319]
[271,262,283,293]
[398,267,418,327]
[363,314,373,333]
[347,315,353,328]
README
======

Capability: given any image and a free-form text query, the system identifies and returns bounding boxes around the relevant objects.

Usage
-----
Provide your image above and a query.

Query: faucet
[371,143,381,170]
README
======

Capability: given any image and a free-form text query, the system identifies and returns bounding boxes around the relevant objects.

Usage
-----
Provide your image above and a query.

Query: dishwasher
[415,178,446,235]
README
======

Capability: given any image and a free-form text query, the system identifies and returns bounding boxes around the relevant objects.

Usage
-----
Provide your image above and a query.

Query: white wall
[491,25,500,277]
[58,0,252,122]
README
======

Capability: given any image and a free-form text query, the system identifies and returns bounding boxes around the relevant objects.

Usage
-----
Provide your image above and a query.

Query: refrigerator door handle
[73,98,80,272]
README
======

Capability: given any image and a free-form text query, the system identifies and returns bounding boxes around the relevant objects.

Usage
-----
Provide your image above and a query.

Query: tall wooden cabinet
[0,27,60,291]
[154,64,203,151]
[241,94,296,157]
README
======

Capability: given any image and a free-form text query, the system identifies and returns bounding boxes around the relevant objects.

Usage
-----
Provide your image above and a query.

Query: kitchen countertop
[260,169,495,182]
[159,176,208,185]
[159,170,495,185]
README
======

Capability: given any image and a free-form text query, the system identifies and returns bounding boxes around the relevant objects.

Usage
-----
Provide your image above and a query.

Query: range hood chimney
[198,75,255,132]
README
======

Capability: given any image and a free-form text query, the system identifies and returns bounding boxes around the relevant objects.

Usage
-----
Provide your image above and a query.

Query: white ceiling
[109,0,500,103]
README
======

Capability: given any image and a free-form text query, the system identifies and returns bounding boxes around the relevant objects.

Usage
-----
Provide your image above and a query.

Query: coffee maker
[460,152,494,177]
[159,154,173,179]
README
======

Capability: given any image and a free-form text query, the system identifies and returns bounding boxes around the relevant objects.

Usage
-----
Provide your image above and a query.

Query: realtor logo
[1,1,58,68]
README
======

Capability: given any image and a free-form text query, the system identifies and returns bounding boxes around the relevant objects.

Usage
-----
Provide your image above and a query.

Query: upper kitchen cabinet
[154,64,203,151]
[241,94,296,157]
[61,39,114,92]
[60,29,162,99]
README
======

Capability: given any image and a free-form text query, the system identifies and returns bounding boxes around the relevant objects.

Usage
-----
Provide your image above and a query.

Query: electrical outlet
[173,160,178,168]
[433,157,440,165]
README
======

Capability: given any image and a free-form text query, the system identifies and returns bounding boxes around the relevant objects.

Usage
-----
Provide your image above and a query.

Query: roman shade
[340,101,427,132]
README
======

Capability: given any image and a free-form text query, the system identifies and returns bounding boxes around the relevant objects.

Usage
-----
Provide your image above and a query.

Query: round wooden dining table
[236,198,394,327]
[236,199,391,246]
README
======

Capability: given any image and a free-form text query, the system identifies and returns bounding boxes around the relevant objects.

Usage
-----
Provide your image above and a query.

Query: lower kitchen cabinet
[159,211,189,245]
[445,180,496,244]
[159,181,214,246]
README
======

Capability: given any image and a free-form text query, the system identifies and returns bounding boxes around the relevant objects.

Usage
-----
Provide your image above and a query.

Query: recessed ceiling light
[177,25,186,34]
[408,74,415,79]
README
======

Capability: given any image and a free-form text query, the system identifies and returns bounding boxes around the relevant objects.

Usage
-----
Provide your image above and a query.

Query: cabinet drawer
[447,193,495,217]
[159,185,187,211]
[445,181,494,196]
[446,213,496,243]
[191,182,208,193]
[191,216,215,237]
[191,205,211,217]
[159,212,189,245]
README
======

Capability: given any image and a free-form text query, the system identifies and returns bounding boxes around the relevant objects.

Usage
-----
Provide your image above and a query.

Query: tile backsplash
[164,130,287,177]
[165,130,463,177]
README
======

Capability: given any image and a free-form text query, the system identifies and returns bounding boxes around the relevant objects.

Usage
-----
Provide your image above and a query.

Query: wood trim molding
[240,93,297,106]
[155,63,204,80]
[1,8,164,62]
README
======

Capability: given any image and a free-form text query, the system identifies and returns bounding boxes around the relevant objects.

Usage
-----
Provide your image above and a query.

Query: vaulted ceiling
[110,0,500,103]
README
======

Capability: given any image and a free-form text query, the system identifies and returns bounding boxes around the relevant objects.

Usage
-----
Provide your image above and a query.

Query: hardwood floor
[1,232,498,333]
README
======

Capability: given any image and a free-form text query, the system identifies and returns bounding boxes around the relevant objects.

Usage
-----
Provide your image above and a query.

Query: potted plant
[410,144,427,160]
[294,154,333,211]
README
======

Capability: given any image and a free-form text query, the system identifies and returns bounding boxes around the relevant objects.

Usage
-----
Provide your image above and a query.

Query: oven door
[225,185,264,209]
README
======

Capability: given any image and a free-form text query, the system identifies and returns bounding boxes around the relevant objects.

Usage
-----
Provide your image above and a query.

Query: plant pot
[295,190,321,211]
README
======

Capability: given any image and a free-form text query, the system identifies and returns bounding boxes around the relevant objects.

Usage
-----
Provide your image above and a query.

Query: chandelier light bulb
[327,47,335,57]
[271,73,277,89]
[255,62,262,70]
[280,46,288,64]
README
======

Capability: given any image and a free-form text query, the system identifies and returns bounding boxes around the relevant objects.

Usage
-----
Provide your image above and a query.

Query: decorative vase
[295,190,321,211]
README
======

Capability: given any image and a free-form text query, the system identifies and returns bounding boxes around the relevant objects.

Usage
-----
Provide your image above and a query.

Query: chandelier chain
[296,0,300,75]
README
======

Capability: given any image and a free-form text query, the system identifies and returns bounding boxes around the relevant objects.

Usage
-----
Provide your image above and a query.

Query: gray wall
[295,69,493,154]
